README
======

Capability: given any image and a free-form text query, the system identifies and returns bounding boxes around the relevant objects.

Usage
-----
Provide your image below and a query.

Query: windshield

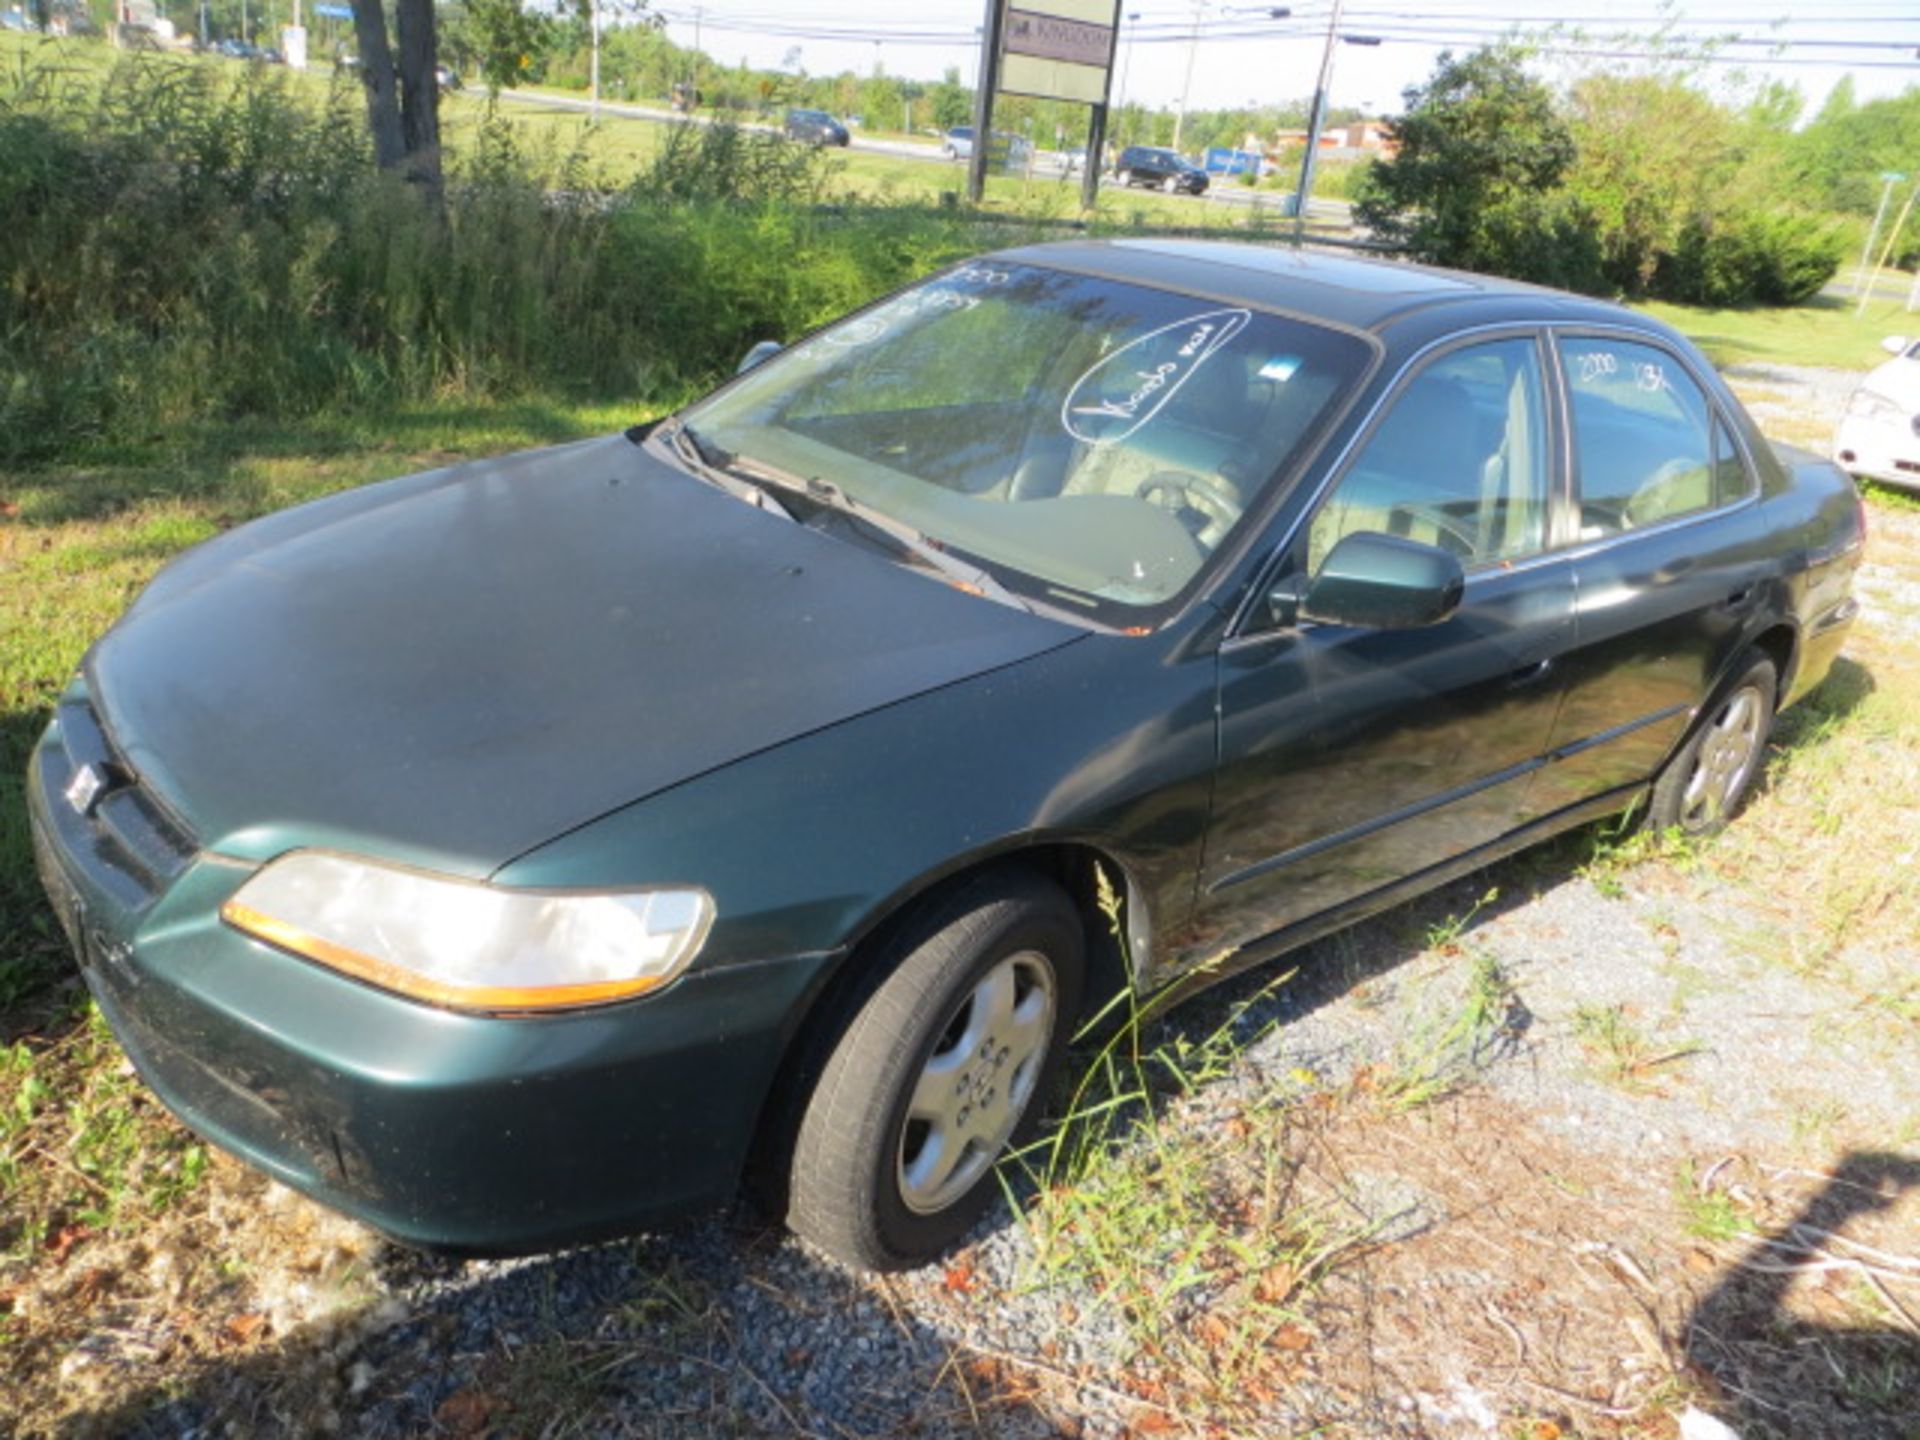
[681,261,1373,619]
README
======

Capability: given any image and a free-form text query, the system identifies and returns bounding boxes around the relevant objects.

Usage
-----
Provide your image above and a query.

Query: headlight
[221,851,713,1013]
[1847,388,1906,424]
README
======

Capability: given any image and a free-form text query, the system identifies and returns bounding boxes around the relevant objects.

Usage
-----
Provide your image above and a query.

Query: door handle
[1721,584,1757,612]
[1507,657,1555,689]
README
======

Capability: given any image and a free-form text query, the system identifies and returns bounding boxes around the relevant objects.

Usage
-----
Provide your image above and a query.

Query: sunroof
[1115,239,1478,294]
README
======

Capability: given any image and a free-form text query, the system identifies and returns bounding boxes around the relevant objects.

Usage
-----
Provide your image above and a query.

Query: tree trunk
[347,0,405,172]
[395,0,443,196]
[348,0,442,196]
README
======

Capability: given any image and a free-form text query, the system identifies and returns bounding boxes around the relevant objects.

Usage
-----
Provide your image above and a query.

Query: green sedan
[30,241,1863,1269]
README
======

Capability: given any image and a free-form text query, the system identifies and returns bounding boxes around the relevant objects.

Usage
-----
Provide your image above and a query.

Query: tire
[787,870,1085,1271]
[1648,651,1777,835]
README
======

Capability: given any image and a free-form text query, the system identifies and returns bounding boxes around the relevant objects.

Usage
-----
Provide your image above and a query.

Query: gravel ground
[1721,364,1860,450]
[32,367,1920,1440]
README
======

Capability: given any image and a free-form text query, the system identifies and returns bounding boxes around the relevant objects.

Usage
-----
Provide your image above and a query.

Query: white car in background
[1836,335,1920,491]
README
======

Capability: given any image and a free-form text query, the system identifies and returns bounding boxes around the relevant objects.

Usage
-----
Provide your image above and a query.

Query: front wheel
[787,871,1085,1271]
[1648,651,1777,835]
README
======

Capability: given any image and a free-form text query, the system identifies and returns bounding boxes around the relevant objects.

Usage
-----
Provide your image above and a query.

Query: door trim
[1206,753,1543,895]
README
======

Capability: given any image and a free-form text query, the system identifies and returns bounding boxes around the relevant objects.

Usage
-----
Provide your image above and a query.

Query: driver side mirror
[736,339,783,374]
[1270,531,1465,630]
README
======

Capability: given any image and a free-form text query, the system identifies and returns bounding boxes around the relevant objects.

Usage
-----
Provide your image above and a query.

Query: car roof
[988,238,1656,340]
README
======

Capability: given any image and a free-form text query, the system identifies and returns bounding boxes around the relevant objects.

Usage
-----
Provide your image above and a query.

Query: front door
[1193,333,1576,964]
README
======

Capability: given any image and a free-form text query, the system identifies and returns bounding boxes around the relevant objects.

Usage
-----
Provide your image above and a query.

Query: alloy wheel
[896,949,1056,1215]
[1681,684,1765,827]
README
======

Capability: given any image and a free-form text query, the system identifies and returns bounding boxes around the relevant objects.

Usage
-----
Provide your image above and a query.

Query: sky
[643,0,1920,121]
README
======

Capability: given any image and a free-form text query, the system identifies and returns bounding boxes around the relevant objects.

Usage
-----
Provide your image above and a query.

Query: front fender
[493,627,1222,979]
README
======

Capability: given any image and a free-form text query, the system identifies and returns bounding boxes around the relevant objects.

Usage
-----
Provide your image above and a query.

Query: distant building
[1268,122,1398,162]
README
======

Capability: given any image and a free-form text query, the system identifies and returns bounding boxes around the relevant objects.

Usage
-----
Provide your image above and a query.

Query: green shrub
[1654,208,1847,307]
[0,56,1016,467]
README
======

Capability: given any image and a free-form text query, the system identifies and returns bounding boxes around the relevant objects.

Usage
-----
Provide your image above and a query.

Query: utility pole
[1172,0,1205,153]
[1859,171,1903,296]
[589,0,600,122]
[1292,0,1344,235]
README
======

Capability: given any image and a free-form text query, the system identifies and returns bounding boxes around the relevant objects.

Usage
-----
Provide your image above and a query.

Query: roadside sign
[313,3,352,18]
[998,1,1119,105]
[1883,172,1908,183]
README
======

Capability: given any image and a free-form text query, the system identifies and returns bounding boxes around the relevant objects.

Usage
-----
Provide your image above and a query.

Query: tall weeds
[0,50,1020,466]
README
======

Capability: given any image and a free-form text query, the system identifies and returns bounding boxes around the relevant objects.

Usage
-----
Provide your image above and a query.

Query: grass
[1570,1002,1699,1092]
[1675,1161,1754,1243]
[1639,290,1916,371]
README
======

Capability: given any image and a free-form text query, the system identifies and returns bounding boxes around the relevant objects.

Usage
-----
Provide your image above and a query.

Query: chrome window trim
[1222,319,1557,646]
[1549,323,1761,515]
[1222,317,1765,652]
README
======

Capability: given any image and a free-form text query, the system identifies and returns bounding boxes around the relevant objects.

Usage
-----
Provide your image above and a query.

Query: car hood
[1861,357,1920,410]
[88,434,1082,876]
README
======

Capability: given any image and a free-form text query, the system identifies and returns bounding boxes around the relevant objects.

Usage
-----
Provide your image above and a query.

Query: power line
[647,4,1920,69]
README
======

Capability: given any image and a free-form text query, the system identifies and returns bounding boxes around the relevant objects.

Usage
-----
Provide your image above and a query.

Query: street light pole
[1113,10,1140,144]
[1293,0,1344,233]
[1860,172,1903,296]
[1172,0,1206,154]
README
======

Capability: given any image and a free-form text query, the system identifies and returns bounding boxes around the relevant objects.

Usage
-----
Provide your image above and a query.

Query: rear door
[1196,332,1577,960]
[1526,330,1770,816]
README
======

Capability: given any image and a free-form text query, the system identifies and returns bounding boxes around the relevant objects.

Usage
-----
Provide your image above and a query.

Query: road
[494,86,1351,223]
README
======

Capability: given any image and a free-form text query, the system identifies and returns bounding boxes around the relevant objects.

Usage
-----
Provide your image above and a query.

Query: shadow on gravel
[1682,1150,1920,1440]
[75,1221,1066,1439]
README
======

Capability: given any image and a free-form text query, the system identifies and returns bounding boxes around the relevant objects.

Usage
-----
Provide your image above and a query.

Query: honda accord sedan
[30,242,1864,1271]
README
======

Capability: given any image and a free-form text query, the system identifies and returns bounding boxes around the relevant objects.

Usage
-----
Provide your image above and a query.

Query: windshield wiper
[667,421,800,520]
[669,424,1032,614]
[790,475,1035,614]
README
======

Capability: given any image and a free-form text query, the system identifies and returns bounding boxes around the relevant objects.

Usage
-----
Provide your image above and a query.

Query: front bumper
[29,696,833,1255]
[1834,415,1920,491]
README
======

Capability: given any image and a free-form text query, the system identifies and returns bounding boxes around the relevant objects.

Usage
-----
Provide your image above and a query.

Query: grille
[48,697,196,905]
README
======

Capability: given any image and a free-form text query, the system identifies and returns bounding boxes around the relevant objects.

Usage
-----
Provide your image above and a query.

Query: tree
[1352,47,1588,285]
[348,0,442,193]
[927,68,970,130]
[1563,72,1737,292]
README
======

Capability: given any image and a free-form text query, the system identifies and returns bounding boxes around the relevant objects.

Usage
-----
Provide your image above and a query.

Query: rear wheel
[1648,652,1777,835]
[787,871,1084,1271]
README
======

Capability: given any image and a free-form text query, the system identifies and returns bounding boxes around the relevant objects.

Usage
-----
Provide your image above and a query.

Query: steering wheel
[1384,501,1482,560]
[1136,471,1242,549]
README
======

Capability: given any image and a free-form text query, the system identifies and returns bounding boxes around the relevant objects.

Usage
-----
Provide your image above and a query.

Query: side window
[1712,415,1753,506]
[1308,337,1550,573]
[1563,337,1717,536]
